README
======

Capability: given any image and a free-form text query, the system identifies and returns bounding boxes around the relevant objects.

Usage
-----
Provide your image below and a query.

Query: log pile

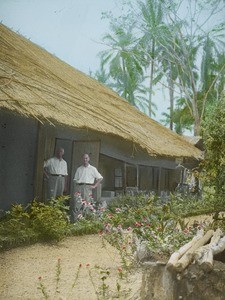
[167,228,225,273]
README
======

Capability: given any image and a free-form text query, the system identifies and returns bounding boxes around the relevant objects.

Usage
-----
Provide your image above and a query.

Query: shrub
[107,193,154,211]
[0,198,71,249]
[170,192,225,217]
[1,192,222,255]
[0,204,38,249]
[202,96,225,194]
[70,219,104,236]
[30,200,70,241]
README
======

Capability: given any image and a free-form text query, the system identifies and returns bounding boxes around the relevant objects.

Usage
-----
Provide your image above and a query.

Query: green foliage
[161,97,194,134]
[0,204,38,248]
[70,219,103,236]
[30,200,69,242]
[96,0,225,134]
[107,193,154,211]
[104,193,154,230]
[1,191,224,258]
[0,198,71,249]
[202,96,225,194]
[101,194,204,257]
[170,190,225,218]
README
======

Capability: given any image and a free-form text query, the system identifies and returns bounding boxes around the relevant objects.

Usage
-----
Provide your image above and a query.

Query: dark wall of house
[0,111,37,211]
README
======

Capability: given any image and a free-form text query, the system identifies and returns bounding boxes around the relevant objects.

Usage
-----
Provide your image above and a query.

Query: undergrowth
[1,191,224,252]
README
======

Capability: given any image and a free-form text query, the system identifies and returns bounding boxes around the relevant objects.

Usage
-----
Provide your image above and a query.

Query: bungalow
[0,24,202,211]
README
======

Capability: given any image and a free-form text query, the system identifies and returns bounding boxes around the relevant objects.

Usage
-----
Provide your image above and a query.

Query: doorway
[55,139,101,198]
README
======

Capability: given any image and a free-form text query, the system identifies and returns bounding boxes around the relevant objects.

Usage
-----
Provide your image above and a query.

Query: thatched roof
[0,24,202,159]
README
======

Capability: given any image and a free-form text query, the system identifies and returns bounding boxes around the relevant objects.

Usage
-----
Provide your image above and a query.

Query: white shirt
[44,157,68,176]
[74,164,103,184]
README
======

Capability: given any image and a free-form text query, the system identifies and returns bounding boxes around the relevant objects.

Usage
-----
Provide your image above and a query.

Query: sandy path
[0,235,142,300]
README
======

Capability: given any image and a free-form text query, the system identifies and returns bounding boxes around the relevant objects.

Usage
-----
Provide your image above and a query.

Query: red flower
[79,263,82,268]
[86,263,90,267]
[183,228,189,234]
[38,276,42,280]
[118,267,122,273]
[134,222,142,227]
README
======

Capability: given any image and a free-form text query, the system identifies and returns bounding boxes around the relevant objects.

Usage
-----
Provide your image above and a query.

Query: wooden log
[167,229,204,271]
[212,235,225,255]
[198,250,213,272]
[194,228,222,260]
[174,229,214,272]
[194,229,225,272]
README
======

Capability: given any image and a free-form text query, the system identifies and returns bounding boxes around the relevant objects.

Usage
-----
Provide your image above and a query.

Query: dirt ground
[0,234,143,300]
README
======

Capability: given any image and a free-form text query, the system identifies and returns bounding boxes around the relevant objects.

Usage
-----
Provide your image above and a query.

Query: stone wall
[140,260,225,300]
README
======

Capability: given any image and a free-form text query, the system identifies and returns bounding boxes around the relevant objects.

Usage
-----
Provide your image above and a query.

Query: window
[115,168,123,188]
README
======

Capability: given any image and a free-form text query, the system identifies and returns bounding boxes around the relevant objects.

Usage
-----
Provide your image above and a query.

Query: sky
[0,0,121,74]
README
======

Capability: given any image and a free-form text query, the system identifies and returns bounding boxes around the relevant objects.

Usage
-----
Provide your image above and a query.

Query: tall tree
[93,0,225,135]
[137,0,165,117]
[98,16,146,107]
[157,0,225,135]
[202,96,225,194]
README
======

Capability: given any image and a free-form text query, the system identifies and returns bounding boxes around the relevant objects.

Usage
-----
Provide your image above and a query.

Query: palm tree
[200,35,225,119]
[156,1,225,135]
[96,0,225,134]
[161,97,194,134]
[137,0,165,117]
[99,18,147,108]
[90,62,111,86]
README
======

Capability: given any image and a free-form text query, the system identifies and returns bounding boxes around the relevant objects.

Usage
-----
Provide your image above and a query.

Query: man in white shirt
[44,147,68,200]
[73,153,103,201]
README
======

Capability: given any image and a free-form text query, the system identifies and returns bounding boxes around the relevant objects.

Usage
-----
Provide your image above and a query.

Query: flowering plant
[73,192,104,221]
[99,196,207,259]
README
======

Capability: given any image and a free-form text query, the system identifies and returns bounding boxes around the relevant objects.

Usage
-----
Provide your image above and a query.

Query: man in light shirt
[44,147,68,200]
[73,153,103,201]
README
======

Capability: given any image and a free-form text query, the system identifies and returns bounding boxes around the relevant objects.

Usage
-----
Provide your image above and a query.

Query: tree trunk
[192,89,201,136]
[167,63,174,131]
[148,40,155,117]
